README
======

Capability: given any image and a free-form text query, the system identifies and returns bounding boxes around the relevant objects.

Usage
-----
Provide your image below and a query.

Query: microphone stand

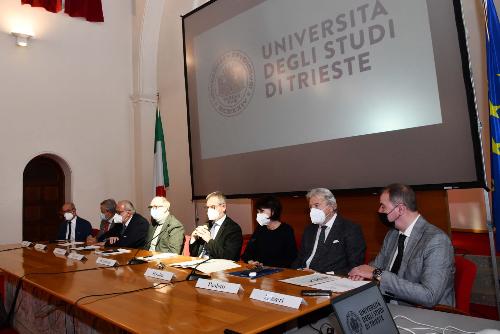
[186,257,211,281]
[128,222,170,265]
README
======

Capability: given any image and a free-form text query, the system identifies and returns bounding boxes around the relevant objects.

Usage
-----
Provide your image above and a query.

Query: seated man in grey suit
[349,183,455,308]
[145,196,185,254]
[292,188,366,275]
[189,191,243,261]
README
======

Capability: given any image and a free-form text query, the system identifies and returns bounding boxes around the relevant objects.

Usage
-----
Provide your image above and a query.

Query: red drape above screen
[21,0,104,22]
[21,0,62,13]
[65,0,104,23]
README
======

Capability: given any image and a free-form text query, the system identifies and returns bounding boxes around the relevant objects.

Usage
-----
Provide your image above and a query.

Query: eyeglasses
[148,205,166,209]
[205,204,223,210]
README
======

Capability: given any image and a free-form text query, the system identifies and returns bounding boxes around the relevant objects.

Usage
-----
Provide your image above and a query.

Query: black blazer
[57,216,93,242]
[292,215,366,275]
[189,216,243,261]
[102,213,149,248]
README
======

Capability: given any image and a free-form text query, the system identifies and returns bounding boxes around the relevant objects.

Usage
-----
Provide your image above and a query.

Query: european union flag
[485,0,500,251]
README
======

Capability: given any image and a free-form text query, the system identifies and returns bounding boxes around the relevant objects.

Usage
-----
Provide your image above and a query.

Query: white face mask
[256,213,271,226]
[99,213,106,221]
[310,208,326,225]
[151,208,168,221]
[64,212,74,221]
[207,208,220,221]
[114,214,124,224]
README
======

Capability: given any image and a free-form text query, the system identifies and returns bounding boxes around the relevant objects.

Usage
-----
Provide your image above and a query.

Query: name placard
[250,289,303,309]
[21,241,32,247]
[34,243,47,251]
[96,257,117,267]
[53,248,67,256]
[68,252,86,261]
[195,279,241,294]
[144,268,174,282]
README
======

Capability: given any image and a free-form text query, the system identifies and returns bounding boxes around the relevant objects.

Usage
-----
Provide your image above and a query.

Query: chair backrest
[454,255,477,314]
[91,228,99,237]
[183,235,191,256]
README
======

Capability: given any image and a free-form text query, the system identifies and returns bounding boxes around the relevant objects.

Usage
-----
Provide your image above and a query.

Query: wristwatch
[372,268,383,281]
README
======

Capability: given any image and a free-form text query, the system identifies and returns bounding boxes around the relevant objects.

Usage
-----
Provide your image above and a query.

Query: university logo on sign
[209,50,255,117]
[346,311,363,334]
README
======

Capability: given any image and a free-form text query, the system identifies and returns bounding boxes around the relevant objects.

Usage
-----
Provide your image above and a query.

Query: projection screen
[182,0,485,198]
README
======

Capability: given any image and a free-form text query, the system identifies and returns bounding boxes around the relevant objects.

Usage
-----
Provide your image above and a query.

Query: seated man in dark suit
[100,200,148,248]
[87,198,119,244]
[349,184,455,307]
[189,191,243,261]
[57,202,93,242]
[292,188,366,275]
[145,196,185,254]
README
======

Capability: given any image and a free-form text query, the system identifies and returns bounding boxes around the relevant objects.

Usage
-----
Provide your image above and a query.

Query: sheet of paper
[279,273,338,287]
[58,241,85,247]
[71,245,101,250]
[169,259,241,274]
[311,277,370,292]
[137,253,178,261]
[94,248,131,256]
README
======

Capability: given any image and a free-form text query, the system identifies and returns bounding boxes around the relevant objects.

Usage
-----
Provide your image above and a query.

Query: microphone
[127,222,170,265]
[186,257,211,281]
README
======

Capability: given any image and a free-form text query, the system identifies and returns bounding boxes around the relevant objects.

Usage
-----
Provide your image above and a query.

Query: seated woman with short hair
[241,196,297,268]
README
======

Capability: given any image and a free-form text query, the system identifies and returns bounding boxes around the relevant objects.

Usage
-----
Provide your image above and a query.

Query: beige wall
[0,0,134,242]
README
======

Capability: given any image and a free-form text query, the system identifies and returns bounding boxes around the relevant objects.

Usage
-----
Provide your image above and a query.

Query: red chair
[183,235,191,256]
[454,255,477,314]
[240,234,252,256]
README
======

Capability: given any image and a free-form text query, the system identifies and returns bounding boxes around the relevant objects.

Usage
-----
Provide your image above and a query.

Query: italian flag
[154,107,169,196]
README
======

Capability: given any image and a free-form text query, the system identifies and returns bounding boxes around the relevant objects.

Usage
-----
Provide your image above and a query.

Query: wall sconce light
[11,32,33,47]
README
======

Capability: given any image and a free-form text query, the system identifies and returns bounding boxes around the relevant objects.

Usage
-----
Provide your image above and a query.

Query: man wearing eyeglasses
[189,191,243,261]
[145,196,185,254]
[57,202,93,242]
[348,184,455,308]
[101,200,148,248]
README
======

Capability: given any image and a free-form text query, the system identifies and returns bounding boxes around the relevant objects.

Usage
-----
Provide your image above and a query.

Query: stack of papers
[94,249,131,256]
[170,259,241,274]
[71,245,101,251]
[58,241,85,247]
[280,273,369,292]
[136,253,178,261]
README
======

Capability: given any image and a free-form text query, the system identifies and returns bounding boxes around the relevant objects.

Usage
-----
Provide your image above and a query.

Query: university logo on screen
[209,50,255,117]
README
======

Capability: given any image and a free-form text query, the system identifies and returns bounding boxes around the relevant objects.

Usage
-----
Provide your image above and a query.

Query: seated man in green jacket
[145,196,185,254]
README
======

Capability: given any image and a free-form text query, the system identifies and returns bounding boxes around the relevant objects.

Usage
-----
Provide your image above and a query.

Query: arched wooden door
[23,156,65,241]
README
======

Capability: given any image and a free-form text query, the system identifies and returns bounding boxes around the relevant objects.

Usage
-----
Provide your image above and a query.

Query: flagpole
[482,189,500,319]
[482,0,500,319]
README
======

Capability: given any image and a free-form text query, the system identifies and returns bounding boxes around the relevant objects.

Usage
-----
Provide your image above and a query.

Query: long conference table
[0,243,333,334]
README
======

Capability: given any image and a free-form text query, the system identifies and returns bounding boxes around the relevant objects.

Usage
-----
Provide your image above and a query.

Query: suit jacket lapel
[324,216,342,244]
[397,216,425,275]
[384,231,399,271]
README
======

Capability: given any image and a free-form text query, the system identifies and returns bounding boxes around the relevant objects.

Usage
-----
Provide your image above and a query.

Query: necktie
[103,220,110,233]
[390,234,407,274]
[318,225,327,245]
[120,224,126,237]
[67,221,72,240]
[210,223,218,239]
